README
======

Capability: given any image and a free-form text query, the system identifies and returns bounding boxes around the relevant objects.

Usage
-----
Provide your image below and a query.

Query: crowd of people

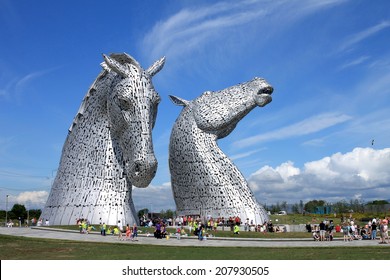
[75,218,139,241]
[72,214,389,245]
[307,217,389,243]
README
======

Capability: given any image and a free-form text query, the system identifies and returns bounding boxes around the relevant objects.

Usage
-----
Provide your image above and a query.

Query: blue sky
[0,0,389,211]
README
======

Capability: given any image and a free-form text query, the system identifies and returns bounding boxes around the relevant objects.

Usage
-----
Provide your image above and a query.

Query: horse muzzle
[126,157,158,188]
[255,86,273,107]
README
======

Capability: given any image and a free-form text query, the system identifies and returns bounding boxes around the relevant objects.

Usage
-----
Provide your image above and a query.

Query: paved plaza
[0,226,387,248]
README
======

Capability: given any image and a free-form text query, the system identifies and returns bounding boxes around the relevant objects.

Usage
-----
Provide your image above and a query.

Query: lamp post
[5,195,9,227]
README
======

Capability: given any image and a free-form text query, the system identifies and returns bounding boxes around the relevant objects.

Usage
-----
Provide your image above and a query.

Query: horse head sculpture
[103,54,164,187]
[169,77,273,225]
[40,53,165,225]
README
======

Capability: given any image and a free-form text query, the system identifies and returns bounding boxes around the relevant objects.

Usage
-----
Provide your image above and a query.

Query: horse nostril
[134,163,141,173]
[261,86,273,94]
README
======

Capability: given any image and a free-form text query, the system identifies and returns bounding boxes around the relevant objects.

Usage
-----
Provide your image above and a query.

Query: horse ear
[102,54,130,77]
[169,95,189,107]
[147,57,166,77]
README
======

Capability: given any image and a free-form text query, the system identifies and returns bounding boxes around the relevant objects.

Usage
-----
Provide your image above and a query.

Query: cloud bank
[14,191,48,209]
[248,147,390,205]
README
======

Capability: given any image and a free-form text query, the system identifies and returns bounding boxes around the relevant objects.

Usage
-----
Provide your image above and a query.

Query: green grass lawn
[1,234,389,260]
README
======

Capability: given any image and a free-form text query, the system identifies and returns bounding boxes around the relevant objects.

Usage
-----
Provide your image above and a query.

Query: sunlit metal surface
[40,53,165,225]
[169,77,273,225]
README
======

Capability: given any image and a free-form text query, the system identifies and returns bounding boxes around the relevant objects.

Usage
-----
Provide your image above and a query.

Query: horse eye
[117,97,132,111]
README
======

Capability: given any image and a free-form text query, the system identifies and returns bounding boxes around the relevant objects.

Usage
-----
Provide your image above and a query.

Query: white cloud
[339,20,390,52]
[132,182,175,211]
[15,191,48,209]
[338,55,370,70]
[0,67,59,99]
[142,0,347,62]
[230,148,266,161]
[233,112,352,148]
[248,147,390,204]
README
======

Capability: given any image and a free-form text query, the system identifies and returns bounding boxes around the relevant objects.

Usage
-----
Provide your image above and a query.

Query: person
[7,219,14,228]
[125,224,132,240]
[117,220,124,240]
[87,224,95,234]
[312,230,320,241]
[342,222,350,242]
[361,227,370,240]
[319,220,326,241]
[131,223,138,241]
[81,220,87,234]
[161,223,167,238]
[154,221,162,239]
[326,225,334,241]
[371,222,377,240]
[244,219,249,231]
[234,223,240,234]
[176,226,181,240]
[79,221,83,233]
[100,223,106,236]
[350,223,356,239]
[305,223,312,233]
[379,219,388,244]
[197,223,204,241]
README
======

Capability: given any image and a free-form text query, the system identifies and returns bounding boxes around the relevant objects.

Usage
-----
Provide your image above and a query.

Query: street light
[5,195,9,227]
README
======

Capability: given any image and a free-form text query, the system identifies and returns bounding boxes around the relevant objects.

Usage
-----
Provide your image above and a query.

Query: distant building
[313,206,333,215]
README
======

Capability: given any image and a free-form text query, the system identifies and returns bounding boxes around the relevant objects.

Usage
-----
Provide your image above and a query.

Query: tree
[349,199,365,213]
[366,200,389,205]
[332,200,349,214]
[9,204,27,220]
[291,203,299,214]
[366,200,389,214]
[299,200,304,214]
[137,208,149,218]
[28,209,42,220]
[280,201,288,211]
[270,202,281,214]
[304,200,326,213]
[160,209,175,218]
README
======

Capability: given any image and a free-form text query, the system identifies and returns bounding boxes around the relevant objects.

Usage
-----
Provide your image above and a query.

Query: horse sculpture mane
[169,77,273,225]
[40,53,165,225]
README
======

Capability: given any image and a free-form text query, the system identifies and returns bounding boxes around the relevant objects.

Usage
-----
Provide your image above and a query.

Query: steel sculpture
[40,53,165,225]
[169,77,273,225]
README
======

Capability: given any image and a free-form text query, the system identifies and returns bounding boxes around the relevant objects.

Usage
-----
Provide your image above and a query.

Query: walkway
[0,226,387,247]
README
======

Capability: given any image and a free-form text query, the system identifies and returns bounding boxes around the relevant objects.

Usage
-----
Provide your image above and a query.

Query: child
[131,223,138,241]
[176,226,181,240]
[125,224,132,240]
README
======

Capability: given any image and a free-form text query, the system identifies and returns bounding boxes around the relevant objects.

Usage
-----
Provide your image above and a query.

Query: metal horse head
[168,77,273,223]
[170,77,273,139]
[103,53,165,187]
